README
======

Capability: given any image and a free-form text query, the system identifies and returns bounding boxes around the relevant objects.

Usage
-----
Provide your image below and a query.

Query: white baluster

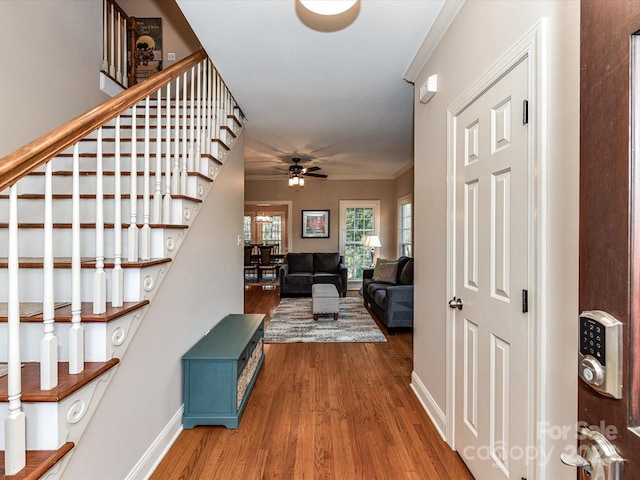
[172,75,181,196]
[154,88,162,224]
[109,2,115,78]
[194,62,202,173]
[121,15,128,88]
[115,10,122,84]
[5,184,26,476]
[163,81,173,224]
[128,104,139,262]
[181,71,188,195]
[41,161,58,390]
[102,0,109,72]
[112,116,124,307]
[70,143,84,375]
[141,96,151,260]
[93,128,106,314]
[204,60,211,157]
[188,66,196,173]
[211,70,220,141]
[215,75,224,136]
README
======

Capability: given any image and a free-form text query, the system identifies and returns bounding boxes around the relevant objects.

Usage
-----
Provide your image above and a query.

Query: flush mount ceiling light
[299,0,358,16]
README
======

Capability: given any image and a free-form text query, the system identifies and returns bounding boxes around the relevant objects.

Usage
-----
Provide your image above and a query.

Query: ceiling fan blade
[305,172,328,178]
[305,166,322,172]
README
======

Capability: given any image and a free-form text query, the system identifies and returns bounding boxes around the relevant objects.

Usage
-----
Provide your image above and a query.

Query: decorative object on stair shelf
[364,235,381,266]
[134,18,163,83]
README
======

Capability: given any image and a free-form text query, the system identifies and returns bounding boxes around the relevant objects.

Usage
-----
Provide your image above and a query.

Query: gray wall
[0,1,108,157]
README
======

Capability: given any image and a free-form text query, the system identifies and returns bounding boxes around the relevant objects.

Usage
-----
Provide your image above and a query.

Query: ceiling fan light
[299,176,305,186]
[299,0,358,16]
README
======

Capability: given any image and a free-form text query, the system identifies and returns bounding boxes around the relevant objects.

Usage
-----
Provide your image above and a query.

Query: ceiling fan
[288,157,328,179]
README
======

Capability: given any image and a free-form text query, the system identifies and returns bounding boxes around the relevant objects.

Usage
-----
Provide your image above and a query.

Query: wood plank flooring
[151,284,473,479]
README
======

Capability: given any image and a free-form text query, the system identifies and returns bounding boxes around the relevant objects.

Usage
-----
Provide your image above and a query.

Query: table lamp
[364,235,381,266]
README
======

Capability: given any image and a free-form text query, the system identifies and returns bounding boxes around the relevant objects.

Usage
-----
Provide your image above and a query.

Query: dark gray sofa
[361,256,414,330]
[279,252,348,297]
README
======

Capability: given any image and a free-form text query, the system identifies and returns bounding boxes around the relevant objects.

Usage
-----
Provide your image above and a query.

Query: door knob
[560,427,623,480]
[560,452,591,476]
[448,297,463,310]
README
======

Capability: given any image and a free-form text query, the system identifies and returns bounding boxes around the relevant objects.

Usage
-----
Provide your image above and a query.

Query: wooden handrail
[0,49,208,193]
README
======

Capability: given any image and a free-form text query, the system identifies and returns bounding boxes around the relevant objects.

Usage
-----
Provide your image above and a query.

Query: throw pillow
[372,259,398,284]
[399,259,414,285]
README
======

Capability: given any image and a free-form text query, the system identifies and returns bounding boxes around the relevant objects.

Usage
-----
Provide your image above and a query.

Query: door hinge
[522,289,528,313]
[523,100,529,125]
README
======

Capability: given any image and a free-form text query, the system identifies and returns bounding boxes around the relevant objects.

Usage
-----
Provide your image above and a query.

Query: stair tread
[0,442,74,479]
[0,193,202,202]
[0,300,149,323]
[0,222,188,229]
[0,257,171,268]
[25,170,213,181]
[0,359,119,402]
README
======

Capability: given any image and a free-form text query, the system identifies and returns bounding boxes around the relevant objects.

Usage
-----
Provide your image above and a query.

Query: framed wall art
[134,18,163,83]
[301,210,330,238]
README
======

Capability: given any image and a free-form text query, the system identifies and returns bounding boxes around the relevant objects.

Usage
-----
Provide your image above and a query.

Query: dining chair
[244,245,258,280]
[257,245,279,282]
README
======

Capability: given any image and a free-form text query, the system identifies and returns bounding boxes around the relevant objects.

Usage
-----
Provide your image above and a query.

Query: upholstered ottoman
[312,283,339,321]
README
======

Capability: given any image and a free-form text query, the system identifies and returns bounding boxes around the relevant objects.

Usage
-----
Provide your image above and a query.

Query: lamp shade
[364,235,381,248]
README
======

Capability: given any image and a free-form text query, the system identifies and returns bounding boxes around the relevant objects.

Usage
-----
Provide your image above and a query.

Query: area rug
[264,297,386,343]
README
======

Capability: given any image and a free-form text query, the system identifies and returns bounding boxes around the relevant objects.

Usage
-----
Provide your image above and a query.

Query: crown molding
[393,161,414,179]
[403,0,465,84]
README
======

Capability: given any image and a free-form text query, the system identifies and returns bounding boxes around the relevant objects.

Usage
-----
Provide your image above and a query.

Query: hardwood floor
[151,284,473,479]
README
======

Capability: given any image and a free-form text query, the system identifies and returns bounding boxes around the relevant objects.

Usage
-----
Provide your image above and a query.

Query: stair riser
[0,367,117,450]
[15,171,211,199]
[0,306,147,363]
[0,323,106,363]
[0,226,183,259]
[35,147,222,173]
[0,197,197,225]
[0,267,142,302]
[60,139,200,155]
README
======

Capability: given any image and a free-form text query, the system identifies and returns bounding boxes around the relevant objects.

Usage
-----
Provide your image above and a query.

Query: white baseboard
[125,406,184,480]
[410,371,447,443]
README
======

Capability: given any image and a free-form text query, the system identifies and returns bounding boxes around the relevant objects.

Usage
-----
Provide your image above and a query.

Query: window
[243,215,252,245]
[260,215,282,253]
[340,200,380,280]
[398,194,412,257]
[244,208,287,254]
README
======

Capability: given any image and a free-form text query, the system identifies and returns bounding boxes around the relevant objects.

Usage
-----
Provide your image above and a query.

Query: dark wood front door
[580,1,640,477]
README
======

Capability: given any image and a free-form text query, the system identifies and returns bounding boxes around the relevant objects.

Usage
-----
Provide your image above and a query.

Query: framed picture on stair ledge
[134,18,163,83]
[302,210,330,238]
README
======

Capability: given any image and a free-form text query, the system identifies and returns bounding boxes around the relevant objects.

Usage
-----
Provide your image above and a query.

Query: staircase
[0,49,243,478]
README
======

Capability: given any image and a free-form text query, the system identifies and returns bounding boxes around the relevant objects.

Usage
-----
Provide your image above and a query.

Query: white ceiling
[176,0,444,181]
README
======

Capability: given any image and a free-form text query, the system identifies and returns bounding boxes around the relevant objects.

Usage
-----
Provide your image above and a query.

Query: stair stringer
[37,126,245,480]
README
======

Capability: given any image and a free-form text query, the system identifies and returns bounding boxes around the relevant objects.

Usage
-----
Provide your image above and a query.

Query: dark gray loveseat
[361,256,414,330]
[279,252,348,297]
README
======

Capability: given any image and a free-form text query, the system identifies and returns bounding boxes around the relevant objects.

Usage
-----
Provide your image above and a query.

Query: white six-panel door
[453,58,529,479]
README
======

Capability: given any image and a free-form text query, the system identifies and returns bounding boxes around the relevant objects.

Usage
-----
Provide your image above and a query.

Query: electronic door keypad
[578,310,622,399]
